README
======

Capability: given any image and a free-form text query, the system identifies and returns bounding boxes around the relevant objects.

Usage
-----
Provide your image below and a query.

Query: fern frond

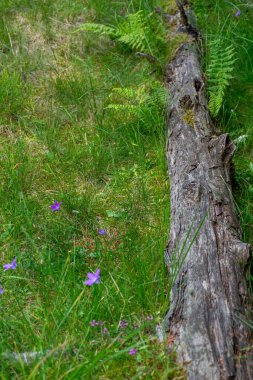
[109,86,147,104]
[117,33,146,51]
[75,23,116,38]
[207,38,236,117]
[117,11,148,51]
[76,11,150,52]
[109,87,136,100]
[144,85,167,109]
[106,104,138,113]
[208,90,224,118]
[76,10,166,57]
[106,83,167,133]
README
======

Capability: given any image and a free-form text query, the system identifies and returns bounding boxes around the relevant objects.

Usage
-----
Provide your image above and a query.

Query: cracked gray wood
[164,39,253,380]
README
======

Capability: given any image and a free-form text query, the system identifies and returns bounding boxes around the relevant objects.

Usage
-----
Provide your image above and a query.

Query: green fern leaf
[76,10,166,58]
[106,104,138,113]
[75,23,116,37]
[207,38,236,117]
[106,82,167,133]
[116,11,148,51]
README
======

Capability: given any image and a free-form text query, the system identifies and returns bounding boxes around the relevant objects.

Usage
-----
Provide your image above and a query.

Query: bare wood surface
[164,6,253,379]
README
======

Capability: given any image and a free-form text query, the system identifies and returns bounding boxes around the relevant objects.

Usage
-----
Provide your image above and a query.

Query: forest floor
[0,1,252,379]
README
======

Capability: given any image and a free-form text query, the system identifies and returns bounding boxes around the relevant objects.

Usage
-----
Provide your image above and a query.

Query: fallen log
[164,3,253,379]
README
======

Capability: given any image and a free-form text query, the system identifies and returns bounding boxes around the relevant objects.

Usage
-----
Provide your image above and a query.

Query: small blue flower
[50,201,62,211]
[98,229,107,236]
[3,257,17,271]
[129,348,137,355]
[84,269,100,286]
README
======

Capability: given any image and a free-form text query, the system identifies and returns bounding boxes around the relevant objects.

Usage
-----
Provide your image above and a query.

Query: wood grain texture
[164,41,253,380]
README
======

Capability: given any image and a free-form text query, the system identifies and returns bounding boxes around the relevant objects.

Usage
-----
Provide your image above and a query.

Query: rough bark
[164,6,253,380]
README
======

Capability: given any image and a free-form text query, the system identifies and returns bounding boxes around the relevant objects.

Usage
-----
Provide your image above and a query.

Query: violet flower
[119,320,128,329]
[98,228,107,236]
[3,257,17,271]
[0,285,3,294]
[84,268,100,286]
[50,201,62,211]
[90,320,104,326]
[235,9,241,17]
[129,348,138,355]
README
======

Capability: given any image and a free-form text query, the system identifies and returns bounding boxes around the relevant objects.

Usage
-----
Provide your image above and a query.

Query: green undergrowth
[0,1,183,379]
[0,0,252,379]
[192,1,253,287]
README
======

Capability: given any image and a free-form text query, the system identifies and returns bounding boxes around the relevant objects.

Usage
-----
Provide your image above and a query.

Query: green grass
[0,0,252,379]
[0,1,179,379]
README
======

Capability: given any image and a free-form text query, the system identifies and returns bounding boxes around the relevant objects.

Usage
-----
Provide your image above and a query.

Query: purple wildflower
[134,324,139,330]
[119,320,128,329]
[90,320,104,326]
[50,201,62,211]
[235,9,241,17]
[102,327,108,334]
[0,285,3,294]
[129,348,138,355]
[84,268,100,286]
[98,228,107,236]
[3,257,17,271]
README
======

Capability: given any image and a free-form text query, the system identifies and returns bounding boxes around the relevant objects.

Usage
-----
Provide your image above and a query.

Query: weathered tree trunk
[164,4,253,380]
